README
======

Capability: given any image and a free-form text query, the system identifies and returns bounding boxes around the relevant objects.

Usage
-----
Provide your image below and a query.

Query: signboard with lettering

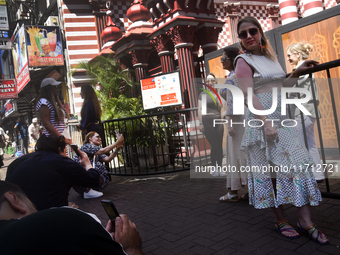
[4,99,16,117]
[140,71,182,110]
[25,26,64,67]
[0,6,8,30]
[0,0,6,6]
[0,79,17,99]
[12,24,30,93]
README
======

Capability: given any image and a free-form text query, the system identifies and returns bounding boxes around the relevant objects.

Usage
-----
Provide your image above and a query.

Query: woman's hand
[228,126,236,137]
[263,121,279,143]
[117,134,124,145]
[76,124,82,132]
[294,60,319,77]
[78,150,92,170]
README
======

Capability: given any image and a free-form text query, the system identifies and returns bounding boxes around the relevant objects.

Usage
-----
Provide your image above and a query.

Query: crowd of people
[0,15,331,254]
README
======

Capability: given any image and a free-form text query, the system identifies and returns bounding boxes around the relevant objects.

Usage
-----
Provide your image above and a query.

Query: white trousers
[295,114,324,180]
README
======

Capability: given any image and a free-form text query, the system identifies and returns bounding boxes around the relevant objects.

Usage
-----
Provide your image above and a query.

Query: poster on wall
[0,79,17,99]
[25,26,64,67]
[12,24,30,93]
[0,6,9,30]
[140,71,182,110]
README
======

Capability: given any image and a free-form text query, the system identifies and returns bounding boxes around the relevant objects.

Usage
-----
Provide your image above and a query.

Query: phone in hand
[115,130,121,136]
[70,144,81,157]
[101,200,120,230]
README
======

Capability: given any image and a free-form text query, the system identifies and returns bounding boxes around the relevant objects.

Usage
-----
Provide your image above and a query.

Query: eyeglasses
[238,28,259,39]
[220,56,232,63]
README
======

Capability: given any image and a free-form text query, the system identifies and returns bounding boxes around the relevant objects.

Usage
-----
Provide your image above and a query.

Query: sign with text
[140,71,182,110]
[0,37,11,49]
[12,24,30,93]
[0,6,8,30]
[0,79,17,99]
[25,26,64,67]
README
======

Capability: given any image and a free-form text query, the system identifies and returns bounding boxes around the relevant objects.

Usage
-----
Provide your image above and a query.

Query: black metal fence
[101,109,200,175]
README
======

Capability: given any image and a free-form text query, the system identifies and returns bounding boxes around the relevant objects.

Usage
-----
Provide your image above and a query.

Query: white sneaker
[84,189,103,199]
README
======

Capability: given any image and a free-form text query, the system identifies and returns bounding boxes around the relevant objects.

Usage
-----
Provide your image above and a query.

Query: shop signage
[0,6,8,30]
[46,69,62,80]
[12,24,30,93]
[0,79,17,99]
[4,99,16,117]
[26,26,64,67]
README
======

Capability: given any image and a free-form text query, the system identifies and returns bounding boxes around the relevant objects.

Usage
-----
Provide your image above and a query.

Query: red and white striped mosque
[59,0,339,115]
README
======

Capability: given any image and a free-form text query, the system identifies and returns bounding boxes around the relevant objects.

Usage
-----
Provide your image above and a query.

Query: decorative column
[302,0,323,17]
[278,0,299,25]
[167,25,196,108]
[130,49,151,82]
[151,34,175,73]
[267,4,280,30]
[192,37,201,79]
[196,26,222,55]
[224,2,241,44]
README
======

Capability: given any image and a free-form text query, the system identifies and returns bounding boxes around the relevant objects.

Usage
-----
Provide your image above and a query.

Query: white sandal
[219,192,239,202]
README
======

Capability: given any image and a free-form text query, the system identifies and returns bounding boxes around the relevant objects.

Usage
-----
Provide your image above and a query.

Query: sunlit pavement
[2,153,340,254]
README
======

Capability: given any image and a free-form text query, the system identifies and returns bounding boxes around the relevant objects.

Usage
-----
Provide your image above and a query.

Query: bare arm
[100,145,123,162]
[235,58,278,142]
[94,135,124,155]
[282,60,319,87]
[38,105,72,144]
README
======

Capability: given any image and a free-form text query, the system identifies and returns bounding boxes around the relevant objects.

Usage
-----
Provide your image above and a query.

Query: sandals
[219,192,239,202]
[275,221,300,239]
[297,221,329,245]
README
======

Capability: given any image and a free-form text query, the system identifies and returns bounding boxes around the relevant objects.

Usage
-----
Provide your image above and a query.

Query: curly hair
[286,42,313,60]
[83,131,98,144]
[81,85,102,120]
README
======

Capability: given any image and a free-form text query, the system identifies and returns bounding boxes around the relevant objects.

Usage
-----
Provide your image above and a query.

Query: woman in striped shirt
[36,78,72,144]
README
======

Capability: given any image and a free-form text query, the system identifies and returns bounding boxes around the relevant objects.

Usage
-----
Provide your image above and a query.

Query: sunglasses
[238,28,259,39]
[220,56,232,63]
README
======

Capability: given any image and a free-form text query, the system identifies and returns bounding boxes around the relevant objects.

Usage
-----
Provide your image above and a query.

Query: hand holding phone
[101,200,120,223]
[71,144,81,157]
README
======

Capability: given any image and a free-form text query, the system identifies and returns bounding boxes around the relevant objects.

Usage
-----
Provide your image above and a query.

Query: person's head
[0,181,37,220]
[18,115,25,122]
[32,118,38,125]
[80,85,102,120]
[84,131,101,146]
[35,134,67,155]
[237,16,277,61]
[286,42,313,67]
[221,47,239,71]
[37,78,65,122]
[6,130,9,134]
[205,73,217,88]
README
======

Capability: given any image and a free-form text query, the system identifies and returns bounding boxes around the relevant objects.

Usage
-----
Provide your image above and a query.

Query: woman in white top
[36,78,72,144]
[235,17,328,244]
[286,42,324,181]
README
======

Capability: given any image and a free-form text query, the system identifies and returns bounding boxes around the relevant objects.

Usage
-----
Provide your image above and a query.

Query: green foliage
[76,55,143,120]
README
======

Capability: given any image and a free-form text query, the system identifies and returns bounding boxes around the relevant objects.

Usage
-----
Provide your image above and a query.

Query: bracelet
[261,116,268,122]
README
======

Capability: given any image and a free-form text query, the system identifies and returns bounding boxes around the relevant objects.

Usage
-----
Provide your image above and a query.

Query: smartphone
[101,200,120,222]
[115,130,121,136]
[70,144,81,157]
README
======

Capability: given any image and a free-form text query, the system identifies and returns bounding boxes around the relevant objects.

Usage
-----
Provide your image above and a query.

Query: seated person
[6,135,101,211]
[0,181,143,255]
[73,131,124,199]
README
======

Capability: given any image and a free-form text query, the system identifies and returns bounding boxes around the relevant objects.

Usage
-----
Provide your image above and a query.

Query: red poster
[16,63,30,93]
[0,79,17,99]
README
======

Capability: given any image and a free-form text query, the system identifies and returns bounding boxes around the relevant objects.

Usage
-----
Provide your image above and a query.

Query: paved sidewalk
[2,153,340,254]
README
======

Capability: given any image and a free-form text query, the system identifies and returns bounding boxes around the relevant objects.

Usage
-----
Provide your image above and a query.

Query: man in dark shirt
[6,135,101,211]
[0,181,143,255]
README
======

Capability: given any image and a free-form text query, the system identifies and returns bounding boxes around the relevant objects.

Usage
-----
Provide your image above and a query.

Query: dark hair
[35,134,67,154]
[0,181,26,208]
[37,85,68,122]
[81,85,102,120]
[237,16,277,61]
[83,131,98,145]
[223,47,239,69]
